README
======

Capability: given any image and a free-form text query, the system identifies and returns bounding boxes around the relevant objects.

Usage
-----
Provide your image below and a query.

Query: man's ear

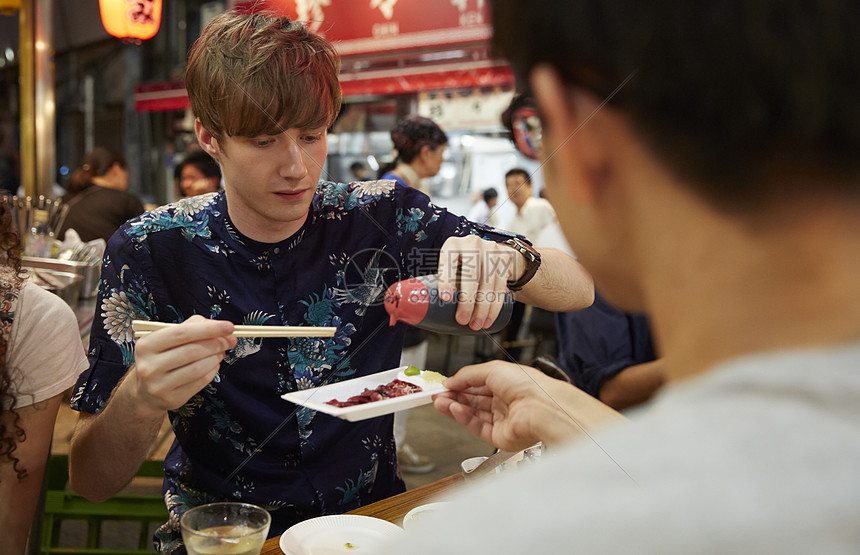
[195,119,221,160]
[530,65,609,203]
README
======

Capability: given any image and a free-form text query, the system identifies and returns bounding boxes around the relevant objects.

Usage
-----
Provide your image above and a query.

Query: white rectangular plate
[281,367,448,422]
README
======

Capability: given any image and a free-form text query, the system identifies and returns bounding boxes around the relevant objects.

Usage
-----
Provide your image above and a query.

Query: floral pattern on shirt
[99,265,161,365]
[288,289,357,393]
[315,180,395,221]
[396,206,441,242]
[126,193,218,243]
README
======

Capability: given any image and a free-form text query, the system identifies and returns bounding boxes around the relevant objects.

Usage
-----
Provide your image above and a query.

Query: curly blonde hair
[0,200,27,481]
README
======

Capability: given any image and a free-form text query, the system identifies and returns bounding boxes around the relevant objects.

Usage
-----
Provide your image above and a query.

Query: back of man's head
[186,10,342,142]
[492,0,860,212]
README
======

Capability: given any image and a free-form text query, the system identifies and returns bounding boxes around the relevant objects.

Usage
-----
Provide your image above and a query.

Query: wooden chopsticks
[131,320,336,339]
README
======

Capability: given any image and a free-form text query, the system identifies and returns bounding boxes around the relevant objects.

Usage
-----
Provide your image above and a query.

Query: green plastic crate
[40,455,168,554]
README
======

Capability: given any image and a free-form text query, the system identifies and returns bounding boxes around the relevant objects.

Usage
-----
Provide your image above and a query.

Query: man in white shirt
[502,168,559,359]
[503,168,557,242]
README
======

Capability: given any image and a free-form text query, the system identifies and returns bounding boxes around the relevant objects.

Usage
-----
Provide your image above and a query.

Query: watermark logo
[337,247,517,309]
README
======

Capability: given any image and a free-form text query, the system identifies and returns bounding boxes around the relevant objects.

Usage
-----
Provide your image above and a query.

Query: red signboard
[136,1,508,111]
[134,79,189,112]
[231,0,492,56]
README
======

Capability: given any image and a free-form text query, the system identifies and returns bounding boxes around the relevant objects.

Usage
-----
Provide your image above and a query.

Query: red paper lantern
[99,0,162,41]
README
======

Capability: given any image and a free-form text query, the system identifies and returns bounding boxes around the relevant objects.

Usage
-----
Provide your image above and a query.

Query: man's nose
[279,137,308,179]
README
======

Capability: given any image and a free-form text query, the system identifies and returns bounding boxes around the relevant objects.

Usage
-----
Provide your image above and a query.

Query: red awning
[340,60,513,98]
[134,61,514,112]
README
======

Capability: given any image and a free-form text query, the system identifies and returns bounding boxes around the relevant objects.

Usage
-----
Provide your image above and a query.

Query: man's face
[505,174,532,209]
[180,164,219,197]
[202,125,328,242]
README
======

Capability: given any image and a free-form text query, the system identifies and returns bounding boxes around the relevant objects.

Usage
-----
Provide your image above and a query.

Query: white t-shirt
[391,342,860,554]
[504,197,557,243]
[6,281,89,409]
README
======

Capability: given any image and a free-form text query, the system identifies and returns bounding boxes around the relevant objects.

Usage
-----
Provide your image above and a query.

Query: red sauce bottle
[383,275,514,335]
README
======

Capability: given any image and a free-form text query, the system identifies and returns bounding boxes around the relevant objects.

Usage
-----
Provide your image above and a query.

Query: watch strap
[503,237,542,291]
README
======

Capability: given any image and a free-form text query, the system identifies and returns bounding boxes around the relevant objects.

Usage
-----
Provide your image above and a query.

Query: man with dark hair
[67,10,593,553]
[501,168,558,361]
[502,168,556,243]
[396,1,860,553]
[466,187,498,226]
[176,150,221,197]
[348,161,367,181]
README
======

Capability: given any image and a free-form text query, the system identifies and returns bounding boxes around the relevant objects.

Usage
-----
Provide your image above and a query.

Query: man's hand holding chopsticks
[128,315,237,416]
[70,315,237,502]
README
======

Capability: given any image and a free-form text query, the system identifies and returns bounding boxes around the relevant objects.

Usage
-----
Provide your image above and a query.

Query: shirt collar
[213,192,315,256]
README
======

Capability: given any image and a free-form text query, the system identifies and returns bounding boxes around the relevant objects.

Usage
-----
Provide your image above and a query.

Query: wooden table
[260,474,463,555]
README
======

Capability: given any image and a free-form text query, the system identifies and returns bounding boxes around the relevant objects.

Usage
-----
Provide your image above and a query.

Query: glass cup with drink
[181,502,271,555]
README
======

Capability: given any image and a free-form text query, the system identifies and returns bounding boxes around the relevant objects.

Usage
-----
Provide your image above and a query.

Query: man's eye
[301,134,323,143]
[256,139,274,147]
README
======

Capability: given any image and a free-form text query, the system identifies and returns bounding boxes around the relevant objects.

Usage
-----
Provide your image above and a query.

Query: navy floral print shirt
[70,180,515,553]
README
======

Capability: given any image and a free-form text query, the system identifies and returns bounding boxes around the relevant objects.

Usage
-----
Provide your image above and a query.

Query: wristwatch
[503,237,542,291]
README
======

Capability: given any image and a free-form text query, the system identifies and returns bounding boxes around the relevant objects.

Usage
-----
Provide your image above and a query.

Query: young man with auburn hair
[67,10,592,553]
[394,0,860,553]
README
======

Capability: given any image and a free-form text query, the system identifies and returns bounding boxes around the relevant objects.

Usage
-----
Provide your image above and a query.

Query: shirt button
[273,247,280,254]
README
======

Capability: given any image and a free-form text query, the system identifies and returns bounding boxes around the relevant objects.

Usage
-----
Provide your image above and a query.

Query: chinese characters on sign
[295,0,331,33]
[99,0,162,41]
[418,89,515,131]
[370,0,398,20]
[235,0,491,56]
[128,0,156,24]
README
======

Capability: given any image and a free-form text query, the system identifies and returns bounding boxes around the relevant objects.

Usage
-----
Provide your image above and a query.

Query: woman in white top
[0,203,89,553]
